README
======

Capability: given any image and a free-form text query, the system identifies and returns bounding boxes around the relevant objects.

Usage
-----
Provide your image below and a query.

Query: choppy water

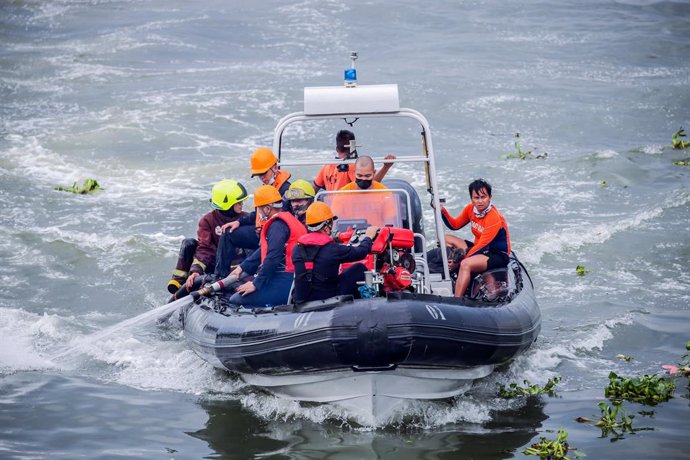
[1,0,689,458]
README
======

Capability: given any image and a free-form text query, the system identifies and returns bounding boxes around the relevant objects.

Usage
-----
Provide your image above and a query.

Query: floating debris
[671,127,690,149]
[575,265,590,277]
[503,133,548,160]
[55,178,102,194]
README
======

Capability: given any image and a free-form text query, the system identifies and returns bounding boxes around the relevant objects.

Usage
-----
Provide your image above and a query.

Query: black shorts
[465,241,509,270]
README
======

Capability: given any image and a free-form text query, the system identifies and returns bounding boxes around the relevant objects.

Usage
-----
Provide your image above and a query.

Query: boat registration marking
[425,304,446,321]
[294,311,314,329]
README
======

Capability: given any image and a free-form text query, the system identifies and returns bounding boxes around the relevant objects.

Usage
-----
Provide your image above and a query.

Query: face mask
[291,203,308,214]
[257,173,275,186]
[355,178,372,190]
[258,206,272,222]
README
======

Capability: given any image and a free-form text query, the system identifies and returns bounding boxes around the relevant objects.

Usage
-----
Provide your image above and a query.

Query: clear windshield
[319,189,409,231]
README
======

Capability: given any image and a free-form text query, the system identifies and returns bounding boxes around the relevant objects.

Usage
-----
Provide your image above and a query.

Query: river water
[1,0,689,458]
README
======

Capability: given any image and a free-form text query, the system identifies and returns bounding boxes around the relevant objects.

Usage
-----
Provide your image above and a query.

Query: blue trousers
[214,225,260,278]
[229,271,294,308]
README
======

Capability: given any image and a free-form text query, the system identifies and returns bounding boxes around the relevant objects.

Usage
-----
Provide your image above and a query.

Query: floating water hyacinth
[502,133,548,160]
[671,127,690,149]
[605,372,675,405]
[55,178,102,194]
[498,376,561,399]
[575,265,590,276]
[522,429,579,459]
[594,401,636,439]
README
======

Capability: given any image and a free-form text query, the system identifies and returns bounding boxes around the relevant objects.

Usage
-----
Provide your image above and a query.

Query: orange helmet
[253,184,283,207]
[250,147,278,176]
[305,202,337,229]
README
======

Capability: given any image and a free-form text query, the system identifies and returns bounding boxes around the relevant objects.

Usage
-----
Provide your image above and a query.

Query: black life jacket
[294,233,337,299]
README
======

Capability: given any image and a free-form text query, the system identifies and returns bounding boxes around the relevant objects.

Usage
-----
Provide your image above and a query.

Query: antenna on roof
[344,51,358,88]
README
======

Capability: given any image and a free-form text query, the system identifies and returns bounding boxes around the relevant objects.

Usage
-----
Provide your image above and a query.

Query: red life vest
[296,232,334,270]
[259,211,306,273]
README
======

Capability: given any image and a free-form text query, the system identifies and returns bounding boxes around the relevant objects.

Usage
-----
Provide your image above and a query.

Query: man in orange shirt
[440,178,511,298]
[330,156,399,228]
[313,130,395,192]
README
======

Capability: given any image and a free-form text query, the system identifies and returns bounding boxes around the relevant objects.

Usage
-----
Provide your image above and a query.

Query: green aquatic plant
[498,376,561,399]
[595,401,635,439]
[616,354,633,362]
[522,429,581,459]
[605,371,675,405]
[503,133,548,160]
[575,265,590,277]
[671,127,690,149]
[55,178,102,194]
[672,159,690,166]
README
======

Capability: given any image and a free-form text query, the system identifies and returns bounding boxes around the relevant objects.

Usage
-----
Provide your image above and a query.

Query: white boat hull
[241,365,495,424]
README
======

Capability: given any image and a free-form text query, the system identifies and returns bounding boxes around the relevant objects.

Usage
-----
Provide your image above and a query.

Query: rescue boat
[180,61,541,424]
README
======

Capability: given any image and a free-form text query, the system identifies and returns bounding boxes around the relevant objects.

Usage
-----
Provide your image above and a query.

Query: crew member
[283,179,315,226]
[330,156,398,227]
[227,185,306,307]
[313,130,396,192]
[213,147,294,277]
[166,179,248,293]
[440,178,512,298]
[250,146,291,195]
[292,202,379,303]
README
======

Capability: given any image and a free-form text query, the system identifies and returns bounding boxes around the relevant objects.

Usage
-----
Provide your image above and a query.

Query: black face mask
[290,203,308,214]
[355,178,373,190]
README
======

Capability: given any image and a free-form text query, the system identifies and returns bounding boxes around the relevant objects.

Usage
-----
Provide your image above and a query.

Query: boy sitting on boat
[439,178,512,297]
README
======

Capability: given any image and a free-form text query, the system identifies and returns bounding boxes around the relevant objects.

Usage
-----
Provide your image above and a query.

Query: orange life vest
[254,169,292,232]
[259,211,306,273]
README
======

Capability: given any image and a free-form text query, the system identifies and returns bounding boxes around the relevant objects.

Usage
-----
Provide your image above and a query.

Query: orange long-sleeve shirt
[441,204,511,257]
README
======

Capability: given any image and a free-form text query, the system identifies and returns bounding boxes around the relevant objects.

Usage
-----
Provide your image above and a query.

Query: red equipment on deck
[337,226,416,293]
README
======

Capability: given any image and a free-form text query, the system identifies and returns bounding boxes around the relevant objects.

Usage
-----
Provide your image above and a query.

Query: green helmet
[283,179,316,201]
[210,179,248,211]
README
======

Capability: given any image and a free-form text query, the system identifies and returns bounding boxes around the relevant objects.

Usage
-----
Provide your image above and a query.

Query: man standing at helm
[166,179,248,294]
[227,185,306,308]
[312,130,396,192]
